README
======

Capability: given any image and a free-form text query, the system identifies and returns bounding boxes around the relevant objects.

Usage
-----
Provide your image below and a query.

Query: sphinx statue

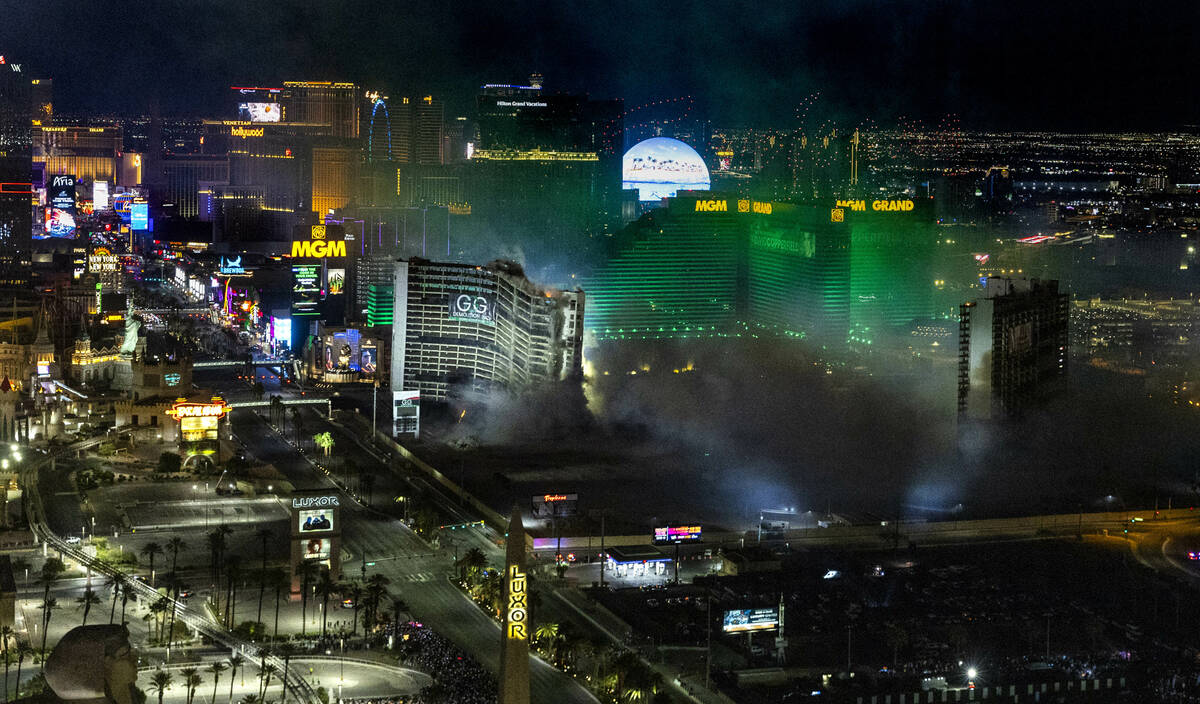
[42,625,138,704]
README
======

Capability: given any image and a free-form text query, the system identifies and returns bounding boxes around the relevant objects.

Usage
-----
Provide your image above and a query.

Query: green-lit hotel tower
[584,194,935,348]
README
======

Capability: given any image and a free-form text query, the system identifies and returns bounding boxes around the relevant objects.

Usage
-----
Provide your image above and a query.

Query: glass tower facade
[0,63,32,287]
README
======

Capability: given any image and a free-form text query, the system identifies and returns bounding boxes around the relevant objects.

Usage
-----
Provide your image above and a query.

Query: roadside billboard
[531,493,578,519]
[653,525,702,545]
[722,608,779,633]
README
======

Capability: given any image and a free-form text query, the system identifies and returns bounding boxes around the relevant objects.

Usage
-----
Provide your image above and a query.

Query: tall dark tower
[499,505,530,704]
[0,58,32,287]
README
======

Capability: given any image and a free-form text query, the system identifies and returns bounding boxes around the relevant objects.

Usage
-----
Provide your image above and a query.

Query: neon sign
[231,126,264,138]
[694,199,728,212]
[836,199,915,213]
[291,240,346,258]
[505,565,528,640]
[166,399,230,420]
[292,495,340,509]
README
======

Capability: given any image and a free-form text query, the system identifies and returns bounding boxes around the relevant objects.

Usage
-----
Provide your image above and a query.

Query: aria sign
[165,399,230,420]
[292,495,340,509]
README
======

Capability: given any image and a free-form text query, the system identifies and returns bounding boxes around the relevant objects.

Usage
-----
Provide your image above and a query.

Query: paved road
[229,407,597,704]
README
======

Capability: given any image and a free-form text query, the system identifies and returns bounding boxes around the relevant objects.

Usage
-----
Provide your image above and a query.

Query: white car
[65,536,81,545]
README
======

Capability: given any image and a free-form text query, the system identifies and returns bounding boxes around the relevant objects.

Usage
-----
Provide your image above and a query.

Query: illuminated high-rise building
[0,59,32,286]
[29,78,51,125]
[387,96,445,165]
[390,259,584,401]
[33,125,123,184]
[958,277,1068,419]
[280,81,361,139]
[584,194,851,344]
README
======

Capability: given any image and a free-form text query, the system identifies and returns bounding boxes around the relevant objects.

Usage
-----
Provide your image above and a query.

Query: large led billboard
[302,538,332,561]
[298,509,333,533]
[130,201,149,230]
[653,525,702,545]
[531,493,578,519]
[41,175,76,239]
[448,292,495,325]
[327,268,345,295]
[722,608,779,633]
[238,102,281,122]
[622,137,710,202]
[360,344,377,374]
[292,264,321,316]
[92,181,109,211]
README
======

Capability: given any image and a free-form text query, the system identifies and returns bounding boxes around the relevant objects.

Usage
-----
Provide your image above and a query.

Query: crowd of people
[393,621,497,704]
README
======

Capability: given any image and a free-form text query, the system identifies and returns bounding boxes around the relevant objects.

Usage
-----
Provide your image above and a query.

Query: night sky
[4,0,1199,129]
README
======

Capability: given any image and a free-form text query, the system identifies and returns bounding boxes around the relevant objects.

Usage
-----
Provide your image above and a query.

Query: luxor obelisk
[499,505,531,704]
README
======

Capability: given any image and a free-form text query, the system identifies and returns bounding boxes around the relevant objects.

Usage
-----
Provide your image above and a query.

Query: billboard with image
[531,493,578,519]
[653,524,702,545]
[298,509,334,533]
[238,102,282,122]
[41,174,76,239]
[722,607,779,633]
[302,537,332,561]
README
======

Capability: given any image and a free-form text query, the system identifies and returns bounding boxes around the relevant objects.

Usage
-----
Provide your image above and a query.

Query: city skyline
[5,0,1200,129]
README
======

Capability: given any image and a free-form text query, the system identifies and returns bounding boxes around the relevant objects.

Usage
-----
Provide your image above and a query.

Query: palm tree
[167,536,187,575]
[297,562,318,637]
[140,542,164,587]
[227,654,244,704]
[39,597,57,654]
[363,573,390,628]
[141,542,164,585]
[314,570,337,638]
[39,559,64,606]
[240,696,262,704]
[207,530,227,613]
[457,547,488,585]
[179,667,199,704]
[208,661,227,704]
[149,670,173,704]
[76,588,101,626]
[13,644,29,699]
[224,554,242,628]
[119,583,132,625]
[164,573,182,656]
[1,624,12,701]
[255,527,272,624]
[255,647,273,699]
[268,568,287,639]
[535,622,560,656]
[275,643,295,704]
[312,432,333,459]
[105,574,124,624]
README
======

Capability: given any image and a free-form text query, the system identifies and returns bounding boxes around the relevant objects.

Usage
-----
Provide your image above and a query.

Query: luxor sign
[292,495,340,509]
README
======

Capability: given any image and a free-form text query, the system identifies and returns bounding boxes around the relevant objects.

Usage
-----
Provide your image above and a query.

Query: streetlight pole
[371,380,378,441]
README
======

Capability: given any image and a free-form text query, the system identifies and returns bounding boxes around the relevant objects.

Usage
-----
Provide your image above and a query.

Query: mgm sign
[291,225,346,259]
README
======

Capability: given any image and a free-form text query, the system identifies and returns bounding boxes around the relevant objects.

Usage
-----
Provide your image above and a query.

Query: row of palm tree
[293,565,393,638]
[150,653,294,704]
